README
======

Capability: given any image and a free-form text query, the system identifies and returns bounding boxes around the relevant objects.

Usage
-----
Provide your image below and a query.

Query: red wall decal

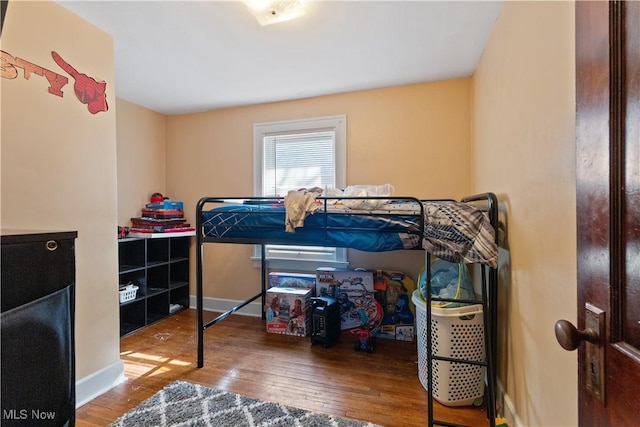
[52,51,108,114]
[0,49,109,114]
[1,50,69,96]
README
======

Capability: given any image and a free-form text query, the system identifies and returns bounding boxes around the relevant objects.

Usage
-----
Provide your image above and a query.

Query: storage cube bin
[412,290,485,406]
[119,285,139,303]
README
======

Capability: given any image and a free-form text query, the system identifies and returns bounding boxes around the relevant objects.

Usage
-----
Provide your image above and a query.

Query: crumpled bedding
[421,201,497,269]
[284,189,322,232]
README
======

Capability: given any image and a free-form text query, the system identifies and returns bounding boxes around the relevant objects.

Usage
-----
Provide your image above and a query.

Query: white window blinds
[263,131,336,196]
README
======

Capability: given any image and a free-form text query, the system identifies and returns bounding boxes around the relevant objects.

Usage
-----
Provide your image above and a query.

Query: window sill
[251,257,349,271]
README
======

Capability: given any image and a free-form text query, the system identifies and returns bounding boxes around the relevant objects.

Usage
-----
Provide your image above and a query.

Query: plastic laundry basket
[412,290,485,406]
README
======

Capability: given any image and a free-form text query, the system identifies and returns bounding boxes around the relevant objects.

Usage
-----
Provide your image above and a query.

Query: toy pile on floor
[129,192,195,235]
[263,268,416,353]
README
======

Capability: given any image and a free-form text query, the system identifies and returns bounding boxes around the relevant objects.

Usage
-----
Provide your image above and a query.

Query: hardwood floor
[76,309,489,426]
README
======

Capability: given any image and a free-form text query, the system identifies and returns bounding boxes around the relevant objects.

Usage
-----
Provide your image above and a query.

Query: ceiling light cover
[243,0,307,26]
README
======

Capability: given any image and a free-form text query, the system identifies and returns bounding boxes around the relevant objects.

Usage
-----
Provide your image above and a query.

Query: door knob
[554,319,599,350]
[555,304,605,402]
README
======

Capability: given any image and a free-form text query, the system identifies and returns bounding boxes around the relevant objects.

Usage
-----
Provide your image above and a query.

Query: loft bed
[195,192,500,427]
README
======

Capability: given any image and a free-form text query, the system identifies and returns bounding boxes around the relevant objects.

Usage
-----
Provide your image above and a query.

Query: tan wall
[1,0,120,384]
[2,2,578,423]
[116,98,166,225]
[473,1,577,426]
[165,80,474,301]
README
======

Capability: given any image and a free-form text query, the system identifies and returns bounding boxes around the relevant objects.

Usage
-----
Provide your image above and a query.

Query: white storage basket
[119,285,139,303]
[412,290,485,406]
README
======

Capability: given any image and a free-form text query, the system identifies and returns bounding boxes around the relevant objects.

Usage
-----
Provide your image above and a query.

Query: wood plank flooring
[76,309,489,426]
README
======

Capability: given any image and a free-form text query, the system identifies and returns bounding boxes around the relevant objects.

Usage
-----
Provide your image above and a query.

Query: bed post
[196,198,205,368]
[424,252,435,427]
[424,192,499,426]
[261,244,267,320]
[487,193,499,424]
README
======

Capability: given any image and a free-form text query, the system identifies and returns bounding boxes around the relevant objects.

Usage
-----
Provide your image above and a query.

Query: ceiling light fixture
[242,0,307,26]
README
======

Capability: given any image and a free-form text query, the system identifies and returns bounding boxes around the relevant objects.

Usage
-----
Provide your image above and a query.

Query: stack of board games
[130,198,195,234]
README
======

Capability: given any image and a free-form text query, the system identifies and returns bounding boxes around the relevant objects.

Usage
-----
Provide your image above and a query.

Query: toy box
[268,272,316,294]
[315,268,380,331]
[315,267,374,297]
[376,270,416,341]
[265,287,312,337]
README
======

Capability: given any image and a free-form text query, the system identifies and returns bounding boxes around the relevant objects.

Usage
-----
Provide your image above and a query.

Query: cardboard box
[315,268,379,331]
[268,272,316,294]
[265,287,312,337]
[315,267,374,298]
[380,324,415,341]
[377,270,416,341]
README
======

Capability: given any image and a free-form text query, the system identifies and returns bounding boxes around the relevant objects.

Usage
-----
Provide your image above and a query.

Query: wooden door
[574,1,640,425]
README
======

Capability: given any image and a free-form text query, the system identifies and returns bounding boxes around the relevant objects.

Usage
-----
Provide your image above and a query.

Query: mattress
[200,203,422,252]
[199,199,498,267]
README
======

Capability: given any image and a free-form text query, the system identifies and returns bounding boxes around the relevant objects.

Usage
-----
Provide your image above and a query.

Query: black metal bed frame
[423,193,499,427]
[194,193,499,427]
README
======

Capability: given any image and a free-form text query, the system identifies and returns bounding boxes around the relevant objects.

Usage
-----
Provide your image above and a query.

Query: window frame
[252,115,348,269]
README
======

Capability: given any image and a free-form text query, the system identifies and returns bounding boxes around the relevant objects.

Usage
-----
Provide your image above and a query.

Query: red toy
[353,328,376,353]
[351,301,382,353]
[150,192,164,203]
[117,226,130,239]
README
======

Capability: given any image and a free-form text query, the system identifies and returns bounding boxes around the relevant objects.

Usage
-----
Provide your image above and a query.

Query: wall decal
[1,50,69,96]
[0,49,108,114]
[52,51,108,114]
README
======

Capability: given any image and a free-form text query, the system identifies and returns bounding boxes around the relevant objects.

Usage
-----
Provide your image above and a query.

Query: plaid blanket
[422,201,498,268]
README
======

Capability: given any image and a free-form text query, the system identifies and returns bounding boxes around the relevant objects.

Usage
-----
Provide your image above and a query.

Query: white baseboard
[189,295,263,318]
[496,380,523,427]
[75,359,126,407]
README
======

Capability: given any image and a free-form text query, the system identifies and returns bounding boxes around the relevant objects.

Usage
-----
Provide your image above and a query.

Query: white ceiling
[56,1,503,116]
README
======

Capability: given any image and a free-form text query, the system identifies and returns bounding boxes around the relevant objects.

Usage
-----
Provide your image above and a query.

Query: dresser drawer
[1,234,76,312]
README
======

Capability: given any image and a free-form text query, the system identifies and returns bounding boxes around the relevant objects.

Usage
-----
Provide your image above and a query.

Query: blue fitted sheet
[200,203,422,252]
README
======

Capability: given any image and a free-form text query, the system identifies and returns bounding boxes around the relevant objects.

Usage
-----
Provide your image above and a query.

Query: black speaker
[310,296,340,348]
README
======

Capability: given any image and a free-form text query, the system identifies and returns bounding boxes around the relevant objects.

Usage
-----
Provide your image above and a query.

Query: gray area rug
[109,380,380,427]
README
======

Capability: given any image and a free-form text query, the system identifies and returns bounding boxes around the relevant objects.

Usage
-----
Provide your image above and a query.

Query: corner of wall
[497,380,524,427]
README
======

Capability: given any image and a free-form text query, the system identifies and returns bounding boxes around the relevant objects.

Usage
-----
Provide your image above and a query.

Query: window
[262,131,336,195]
[253,115,347,269]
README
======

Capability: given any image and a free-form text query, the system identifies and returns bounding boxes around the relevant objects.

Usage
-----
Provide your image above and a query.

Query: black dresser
[1,230,77,427]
